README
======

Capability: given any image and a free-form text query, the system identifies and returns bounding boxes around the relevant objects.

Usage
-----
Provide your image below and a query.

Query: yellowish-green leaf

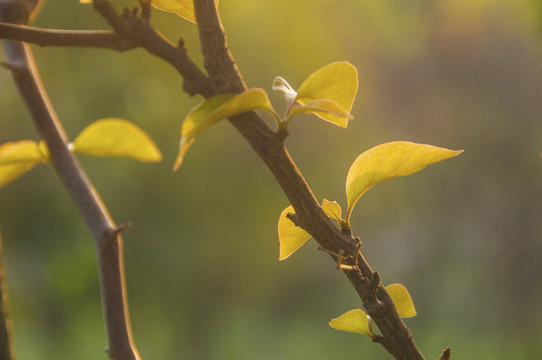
[174,88,279,170]
[72,118,163,162]
[289,99,352,128]
[0,141,46,188]
[151,0,219,24]
[278,205,311,260]
[296,61,358,125]
[322,199,342,222]
[386,283,417,318]
[329,309,373,336]
[79,0,92,3]
[0,140,44,164]
[345,141,463,224]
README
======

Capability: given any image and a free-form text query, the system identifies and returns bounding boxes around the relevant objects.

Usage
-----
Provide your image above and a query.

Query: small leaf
[174,88,279,170]
[72,118,162,162]
[386,283,417,318]
[329,309,373,336]
[151,0,219,24]
[288,99,351,128]
[278,205,311,260]
[296,61,358,126]
[79,0,92,3]
[322,199,342,222]
[345,141,463,224]
[0,141,46,188]
[272,76,297,109]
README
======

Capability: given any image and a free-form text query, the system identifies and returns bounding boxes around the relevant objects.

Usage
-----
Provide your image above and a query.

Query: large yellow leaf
[329,309,373,336]
[174,88,279,170]
[278,205,311,260]
[0,141,46,188]
[386,283,417,318]
[72,118,163,162]
[151,0,219,24]
[345,141,462,224]
[296,62,358,126]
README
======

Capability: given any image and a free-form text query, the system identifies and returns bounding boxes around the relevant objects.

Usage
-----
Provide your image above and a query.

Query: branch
[0,233,14,360]
[1,1,140,359]
[193,0,426,359]
[0,4,214,96]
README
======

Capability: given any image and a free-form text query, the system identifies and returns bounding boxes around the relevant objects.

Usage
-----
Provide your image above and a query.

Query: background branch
[1,1,140,359]
[0,232,14,360]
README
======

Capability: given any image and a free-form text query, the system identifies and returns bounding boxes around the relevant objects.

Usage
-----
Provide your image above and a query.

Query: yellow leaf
[72,118,163,162]
[296,62,358,126]
[345,141,463,224]
[329,309,373,336]
[278,205,311,260]
[174,88,279,170]
[322,199,342,222]
[386,283,417,318]
[151,0,219,24]
[289,99,351,128]
[0,141,46,188]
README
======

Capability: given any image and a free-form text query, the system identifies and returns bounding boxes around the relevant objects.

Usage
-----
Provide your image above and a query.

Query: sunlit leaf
[322,199,342,222]
[386,283,417,318]
[278,205,311,260]
[174,88,279,170]
[345,141,463,224]
[79,0,92,4]
[329,309,373,336]
[288,99,351,128]
[151,0,219,24]
[296,61,358,126]
[72,118,163,162]
[0,141,46,188]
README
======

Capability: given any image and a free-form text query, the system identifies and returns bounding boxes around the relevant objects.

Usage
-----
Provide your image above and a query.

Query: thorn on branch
[438,348,452,360]
[139,0,151,20]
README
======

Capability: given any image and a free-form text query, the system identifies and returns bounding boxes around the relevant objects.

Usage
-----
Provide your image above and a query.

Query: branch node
[438,347,452,360]
[114,222,133,235]
[285,212,300,227]
[276,128,289,142]
[139,0,151,20]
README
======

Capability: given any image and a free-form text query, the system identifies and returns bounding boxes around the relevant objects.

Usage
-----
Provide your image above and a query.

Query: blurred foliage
[1,0,542,359]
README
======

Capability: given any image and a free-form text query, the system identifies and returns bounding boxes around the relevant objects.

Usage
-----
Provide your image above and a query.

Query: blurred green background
[1,0,542,359]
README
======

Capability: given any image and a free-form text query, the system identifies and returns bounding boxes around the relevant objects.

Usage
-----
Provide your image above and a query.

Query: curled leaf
[272,76,297,109]
[72,118,162,162]
[288,99,351,128]
[386,283,417,318]
[174,88,279,170]
[277,205,311,260]
[329,309,373,337]
[0,141,47,188]
[345,141,463,224]
[296,61,358,126]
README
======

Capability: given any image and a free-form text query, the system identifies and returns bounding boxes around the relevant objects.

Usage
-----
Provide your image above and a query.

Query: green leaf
[0,141,46,188]
[277,205,311,260]
[345,141,463,224]
[329,309,373,336]
[151,0,219,24]
[72,118,163,162]
[322,199,342,222]
[174,88,279,170]
[386,283,417,318]
[296,61,358,126]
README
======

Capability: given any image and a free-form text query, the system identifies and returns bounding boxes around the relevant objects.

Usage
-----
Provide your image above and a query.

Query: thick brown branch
[193,0,425,359]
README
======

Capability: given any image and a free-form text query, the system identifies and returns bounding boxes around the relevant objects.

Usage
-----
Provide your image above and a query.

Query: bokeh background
[1,0,542,359]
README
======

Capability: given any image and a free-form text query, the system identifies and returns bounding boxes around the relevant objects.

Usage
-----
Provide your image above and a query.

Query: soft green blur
[1,0,541,359]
